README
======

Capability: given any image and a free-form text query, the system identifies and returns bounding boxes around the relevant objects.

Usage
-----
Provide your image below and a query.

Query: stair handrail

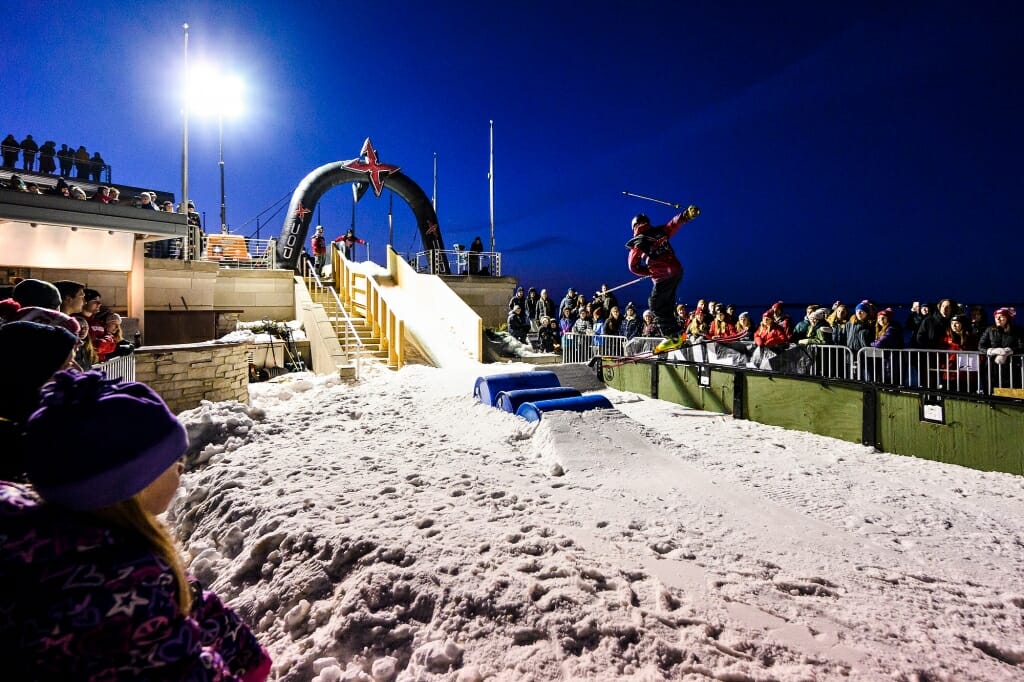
[301,257,370,364]
[331,244,405,367]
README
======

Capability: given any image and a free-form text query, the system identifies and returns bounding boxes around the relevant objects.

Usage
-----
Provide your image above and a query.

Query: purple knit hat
[24,370,188,510]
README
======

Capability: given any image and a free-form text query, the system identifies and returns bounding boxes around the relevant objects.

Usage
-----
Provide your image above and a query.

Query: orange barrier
[205,234,250,261]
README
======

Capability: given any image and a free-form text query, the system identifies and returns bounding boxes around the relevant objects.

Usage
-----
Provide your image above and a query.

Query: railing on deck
[198,234,277,269]
[300,258,369,372]
[412,249,501,277]
[94,353,135,382]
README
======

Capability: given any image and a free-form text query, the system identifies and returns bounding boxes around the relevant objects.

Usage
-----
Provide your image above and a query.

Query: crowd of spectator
[0,276,270,678]
[2,133,107,181]
[507,284,1023,374]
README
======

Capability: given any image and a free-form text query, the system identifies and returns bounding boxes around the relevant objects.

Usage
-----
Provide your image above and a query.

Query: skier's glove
[684,205,700,220]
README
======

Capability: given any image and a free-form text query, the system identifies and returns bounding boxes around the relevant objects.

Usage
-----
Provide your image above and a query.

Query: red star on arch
[343,138,400,197]
[293,204,312,224]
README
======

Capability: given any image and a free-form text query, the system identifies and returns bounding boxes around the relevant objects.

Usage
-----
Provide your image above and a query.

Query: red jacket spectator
[754,311,788,348]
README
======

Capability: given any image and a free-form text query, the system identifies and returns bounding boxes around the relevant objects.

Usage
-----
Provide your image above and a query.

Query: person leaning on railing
[978,307,1023,369]
[870,309,904,349]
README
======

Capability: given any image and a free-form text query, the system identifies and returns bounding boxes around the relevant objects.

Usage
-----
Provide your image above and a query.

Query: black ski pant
[649,273,681,338]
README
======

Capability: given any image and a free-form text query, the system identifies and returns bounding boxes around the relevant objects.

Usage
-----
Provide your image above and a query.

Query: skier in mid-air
[626,205,700,353]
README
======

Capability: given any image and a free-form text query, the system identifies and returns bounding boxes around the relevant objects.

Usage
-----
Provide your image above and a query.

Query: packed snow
[170,361,1024,681]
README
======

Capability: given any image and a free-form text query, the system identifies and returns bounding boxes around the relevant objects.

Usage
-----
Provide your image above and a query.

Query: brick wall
[134,341,249,414]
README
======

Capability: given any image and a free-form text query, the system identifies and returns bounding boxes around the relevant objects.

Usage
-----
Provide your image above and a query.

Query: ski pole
[602,276,650,295]
[622,190,681,209]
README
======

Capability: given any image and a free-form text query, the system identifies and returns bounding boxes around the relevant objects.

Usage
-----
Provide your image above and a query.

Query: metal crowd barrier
[562,333,659,364]
[562,333,1021,398]
[856,347,1023,395]
[413,249,502,276]
[94,353,136,382]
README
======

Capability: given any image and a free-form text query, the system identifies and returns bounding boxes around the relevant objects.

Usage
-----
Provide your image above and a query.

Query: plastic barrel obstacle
[515,394,614,423]
[495,387,582,414]
[473,371,561,407]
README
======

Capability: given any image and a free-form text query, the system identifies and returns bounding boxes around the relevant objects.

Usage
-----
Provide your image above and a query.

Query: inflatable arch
[276,138,446,272]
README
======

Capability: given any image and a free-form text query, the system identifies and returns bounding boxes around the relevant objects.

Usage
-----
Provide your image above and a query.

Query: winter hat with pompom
[24,370,187,510]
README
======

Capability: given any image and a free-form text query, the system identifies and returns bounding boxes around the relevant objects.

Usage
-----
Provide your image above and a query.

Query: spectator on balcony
[791,304,820,342]
[4,370,272,680]
[770,301,794,341]
[708,307,736,340]
[89,151,105,182]
[590,308,606,336]
[842,302,875,352]
[870,309,904,349]
[73,145,90,178]
[468,236,484,275]
[967,305,987,338]
[754,310,788,349]
[507,304,530,343]
[71,313,99,368]
[604,306,623,336]
[904,301,924,340]
[571,306,592,336]
[1,134,19,167]
[82,289,106,343]
[91,186,111,203]
[19,135,38,171]
[675,304,688,331]
[827,302,850,331]
[12,278,61,310]
[640,309,661,338]
[70,185,87,200]
[621,305,641,340]
[37,140,57,174]
[525,287,540,328]
[915,298,955,349]
[108,187,121,204]
[559,307,575,335]
[0,321,78,482]
[944,314,977,352]
[596,284,619,316]
[536,289,556,322]
[733,312,754,342]
[558,288,577,319]
[685,303,709,338]
[797,308,833,345]
[56,143,73,176]
[53,280,86,316]
[979,308,1023,357]
[7,174,28,192]
[138,191,158,210]
[335,227,366,261]
[508,286,526,313]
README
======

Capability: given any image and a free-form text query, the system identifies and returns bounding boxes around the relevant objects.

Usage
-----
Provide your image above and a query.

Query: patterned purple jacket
[0,482,271,681]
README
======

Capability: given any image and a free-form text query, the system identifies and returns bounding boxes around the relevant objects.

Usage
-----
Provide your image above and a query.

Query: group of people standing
[0,277,271,678]
[2,133,106,182]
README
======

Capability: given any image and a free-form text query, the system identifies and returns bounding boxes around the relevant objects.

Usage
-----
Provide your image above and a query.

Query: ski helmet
[631,214,649,229]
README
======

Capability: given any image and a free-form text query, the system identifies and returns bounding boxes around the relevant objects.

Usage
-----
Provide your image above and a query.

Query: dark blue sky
[4,2,1021,307]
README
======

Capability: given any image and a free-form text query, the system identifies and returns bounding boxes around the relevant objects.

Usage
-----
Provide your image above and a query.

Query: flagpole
[432,152,437,211]
[181,22,190,259]
[488,120,494,254]
[388,192,393,248]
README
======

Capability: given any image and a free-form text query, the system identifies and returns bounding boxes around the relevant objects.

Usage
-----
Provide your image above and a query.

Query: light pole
[218,112,226,233]
[190,67,243,235]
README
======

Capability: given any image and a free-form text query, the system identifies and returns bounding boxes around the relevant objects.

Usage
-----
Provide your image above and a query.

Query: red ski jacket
[626,210,695,282]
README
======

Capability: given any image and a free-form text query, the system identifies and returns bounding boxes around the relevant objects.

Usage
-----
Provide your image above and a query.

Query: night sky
[4,1,1021,309]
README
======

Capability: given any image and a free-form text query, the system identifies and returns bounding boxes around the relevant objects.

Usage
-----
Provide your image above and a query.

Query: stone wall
[214,269,295,321]
[134,341,249,414]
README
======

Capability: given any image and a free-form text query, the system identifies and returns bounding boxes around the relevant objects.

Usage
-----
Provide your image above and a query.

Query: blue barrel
[496,387,581,413]
[473,371,560,407]
[515,394,614,422]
